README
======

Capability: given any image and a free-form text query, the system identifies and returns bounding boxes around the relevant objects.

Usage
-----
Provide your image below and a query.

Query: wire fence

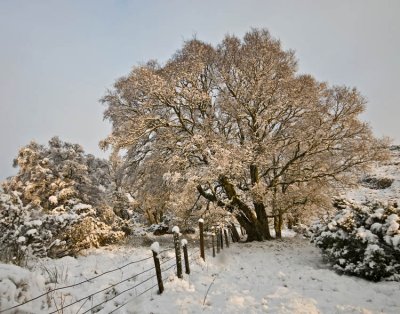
[109,249,200,314]
[0,254,156,313]
[0,221,237,314]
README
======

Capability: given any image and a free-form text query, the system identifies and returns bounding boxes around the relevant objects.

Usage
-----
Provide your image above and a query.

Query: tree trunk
[274,212,283,239]
[220,175,267,241]
[153,211,159,224]
[250,165,272,240]
[146,209,156,224]
[287,214,293,229]
[255,203,272,240]
[235,213,264,241]
[229,223,241,242]
[198,174,273,242]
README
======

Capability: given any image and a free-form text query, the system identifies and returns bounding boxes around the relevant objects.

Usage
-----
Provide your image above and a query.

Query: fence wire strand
[108,257,179,313]
[0,243,202,314]
[108,282,160,314]
[48,265,155,314]
[62,249,177,314]
[80,272,158,314]
[93,249,200,314]
[0,255,154,313]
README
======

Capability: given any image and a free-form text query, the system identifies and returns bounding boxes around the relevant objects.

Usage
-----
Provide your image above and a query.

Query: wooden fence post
[220,227,224,250]
[216,227,221,254]
[150,242,164,294]
[181,239,190,274]
[172,226,183,279]
[211,232,216,257]
[224,228,229,248]
[199,218,205,261]
[211,231,215,257]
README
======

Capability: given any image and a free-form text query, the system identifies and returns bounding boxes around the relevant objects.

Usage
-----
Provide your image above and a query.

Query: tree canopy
[4,136,111,209]
[101,29,387,241]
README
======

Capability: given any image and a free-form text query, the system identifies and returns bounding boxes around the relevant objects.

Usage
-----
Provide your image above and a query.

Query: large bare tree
[101,29,387,241]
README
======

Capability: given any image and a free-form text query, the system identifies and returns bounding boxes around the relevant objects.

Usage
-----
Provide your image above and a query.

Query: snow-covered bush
[147,222,170,235]
[311,200,400,281]
[0,137,133,261]
[61,215,126,253]
[108,189,134,220]
[0,189,130,261]
[4,137,112,210]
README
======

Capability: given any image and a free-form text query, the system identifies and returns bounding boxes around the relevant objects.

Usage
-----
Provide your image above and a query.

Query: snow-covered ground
[149,234,400,313]
[1,232,399,313]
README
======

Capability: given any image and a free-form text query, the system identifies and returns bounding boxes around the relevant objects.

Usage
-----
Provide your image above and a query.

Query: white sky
[1,0,399,180]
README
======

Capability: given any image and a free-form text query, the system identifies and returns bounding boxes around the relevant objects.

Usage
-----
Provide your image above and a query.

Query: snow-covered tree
[4,137,113,210]
[101,29,387,241]
[1,138,130,260]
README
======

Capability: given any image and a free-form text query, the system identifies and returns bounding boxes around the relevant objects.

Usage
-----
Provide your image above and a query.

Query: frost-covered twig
[202,276,217,306]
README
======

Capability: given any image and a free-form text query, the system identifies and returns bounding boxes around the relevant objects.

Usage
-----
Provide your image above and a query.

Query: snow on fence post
[172,226,183,279]
[224,228,230,248]
[216,227,221,254]
[211,230,216,257]
[150,242,164,294]
[198,218,205,261]
[181,239,190,274]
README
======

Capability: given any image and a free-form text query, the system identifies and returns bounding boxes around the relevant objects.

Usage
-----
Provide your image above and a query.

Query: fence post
[199,218,205,261]
[150,242,164,294]
[224,228,230,248]
[211,231,216,257]
[172,226,183,279]
[220,227,224,250]
[181,239,190,274]
[216,227,221,254]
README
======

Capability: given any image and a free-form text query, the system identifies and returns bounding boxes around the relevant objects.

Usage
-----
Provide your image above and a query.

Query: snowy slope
[345,146,400,204]
[1,233,399,313]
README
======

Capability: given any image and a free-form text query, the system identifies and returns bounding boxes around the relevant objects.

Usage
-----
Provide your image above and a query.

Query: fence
[0,219,239,314]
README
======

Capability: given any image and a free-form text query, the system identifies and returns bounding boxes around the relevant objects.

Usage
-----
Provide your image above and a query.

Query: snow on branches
[102,29,387,241]
[0,138,130,262]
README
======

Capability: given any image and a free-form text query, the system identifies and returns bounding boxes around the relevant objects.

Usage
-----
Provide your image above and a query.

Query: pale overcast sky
[1,0,399,180]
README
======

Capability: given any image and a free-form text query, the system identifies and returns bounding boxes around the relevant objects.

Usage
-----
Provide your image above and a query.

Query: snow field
[147,236,399,314]
[1,234,399,313]
[0,245,176,313]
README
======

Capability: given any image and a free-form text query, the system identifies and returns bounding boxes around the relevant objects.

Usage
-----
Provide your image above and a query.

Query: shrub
[360,176,394,190]
[311,200,400,281]
[60,216,126,255]
[0,189,130,261]
[0,137,133,261]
